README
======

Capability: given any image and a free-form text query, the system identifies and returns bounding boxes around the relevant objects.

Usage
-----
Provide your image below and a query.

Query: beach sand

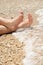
[0,0,43,65]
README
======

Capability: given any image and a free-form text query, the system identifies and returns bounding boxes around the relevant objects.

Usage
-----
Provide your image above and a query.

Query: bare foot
[28,13,33,26]
[6,11,23,31]
[18,13,33,28]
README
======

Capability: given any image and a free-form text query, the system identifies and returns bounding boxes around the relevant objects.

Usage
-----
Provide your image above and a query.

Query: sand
[0,34,25,65]
[0,0,43,65]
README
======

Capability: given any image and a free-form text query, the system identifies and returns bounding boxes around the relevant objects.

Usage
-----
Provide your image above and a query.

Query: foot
[6,11,23,31]
[18,13,33,28]
[28,13,33,26]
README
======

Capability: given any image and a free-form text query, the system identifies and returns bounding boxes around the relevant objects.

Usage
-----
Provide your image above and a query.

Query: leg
[0,17,11,26]
[0,12,23,31]
[8,11,23,30]
[18,14,33,28]
[0,25,17,35]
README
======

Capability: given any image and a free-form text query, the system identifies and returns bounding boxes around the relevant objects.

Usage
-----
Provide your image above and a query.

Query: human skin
[0,25,11,35]
[18,14,33,28]
[0,13,33,35]
[0,12,23,31]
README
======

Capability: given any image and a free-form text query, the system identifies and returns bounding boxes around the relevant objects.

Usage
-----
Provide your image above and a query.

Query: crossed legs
[0,12,23,31]
[0,13,33,35]
[0,12,23,35]
[0,25,11,35]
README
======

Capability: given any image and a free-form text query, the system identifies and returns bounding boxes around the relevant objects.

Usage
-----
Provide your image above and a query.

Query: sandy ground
[0,34,25,65]
[0,0,43,25]
[0,0,43,65]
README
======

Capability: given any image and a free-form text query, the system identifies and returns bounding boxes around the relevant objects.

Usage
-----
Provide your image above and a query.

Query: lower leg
[0,12,23,30]
[0,25,11,35]
[0,25,17,35]
[0,17,11,28]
